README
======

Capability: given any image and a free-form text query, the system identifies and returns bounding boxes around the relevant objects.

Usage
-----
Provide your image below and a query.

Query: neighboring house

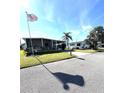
[97,41,104,48]
[69,40,104,50]
[21,37,65,52]
[69,41,90,49]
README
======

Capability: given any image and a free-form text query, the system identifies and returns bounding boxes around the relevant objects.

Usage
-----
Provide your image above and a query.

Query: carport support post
[25,11,34,56]
[41,38,43,47]
[56,41,57,50]
[52,40,53,49]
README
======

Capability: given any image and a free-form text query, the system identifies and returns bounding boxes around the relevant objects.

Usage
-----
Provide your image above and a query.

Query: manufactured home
[69,41,90,49]
[21,37,65,52]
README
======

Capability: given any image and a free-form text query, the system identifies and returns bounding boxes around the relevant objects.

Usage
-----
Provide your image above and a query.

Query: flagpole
[25,12,54,75]
[25,11,34,56]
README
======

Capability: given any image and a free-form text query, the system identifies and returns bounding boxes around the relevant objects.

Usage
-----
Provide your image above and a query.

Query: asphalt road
[20,52,104,93]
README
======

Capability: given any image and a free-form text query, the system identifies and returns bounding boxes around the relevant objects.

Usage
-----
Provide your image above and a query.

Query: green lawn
[20,50,75,69]
[74,48,104,53]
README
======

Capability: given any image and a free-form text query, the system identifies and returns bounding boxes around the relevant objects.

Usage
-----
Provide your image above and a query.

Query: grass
[74,48,104,53]
[20,50,75,69]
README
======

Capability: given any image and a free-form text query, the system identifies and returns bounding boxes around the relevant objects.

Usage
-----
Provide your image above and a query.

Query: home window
[77,43,80,46]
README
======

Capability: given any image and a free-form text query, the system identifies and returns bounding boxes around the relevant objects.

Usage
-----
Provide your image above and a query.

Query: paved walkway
[71,52,91,57]
[20,53,104,93]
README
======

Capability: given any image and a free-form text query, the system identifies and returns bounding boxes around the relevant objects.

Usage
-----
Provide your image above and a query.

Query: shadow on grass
[36,50,63,55]
[20,56,75,69]
[97,49,104,52]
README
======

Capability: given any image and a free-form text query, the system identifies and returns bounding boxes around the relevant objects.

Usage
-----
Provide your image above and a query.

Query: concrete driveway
[71,52,91,58]
[20,52,104,93]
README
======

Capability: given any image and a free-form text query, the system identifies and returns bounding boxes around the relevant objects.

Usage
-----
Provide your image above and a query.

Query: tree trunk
[67,40,69,49]
[93,41,98,50]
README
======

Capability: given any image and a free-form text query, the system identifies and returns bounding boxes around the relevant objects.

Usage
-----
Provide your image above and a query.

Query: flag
[26,13,38,22]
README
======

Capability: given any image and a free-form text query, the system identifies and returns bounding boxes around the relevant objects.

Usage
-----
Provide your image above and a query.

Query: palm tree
[62,32,72,49]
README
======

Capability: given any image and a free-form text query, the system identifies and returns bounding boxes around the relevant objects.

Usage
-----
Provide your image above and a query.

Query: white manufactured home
[69,41,90,49]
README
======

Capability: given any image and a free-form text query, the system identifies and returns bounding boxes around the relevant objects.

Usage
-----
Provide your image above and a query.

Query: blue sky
[20,0,104,42]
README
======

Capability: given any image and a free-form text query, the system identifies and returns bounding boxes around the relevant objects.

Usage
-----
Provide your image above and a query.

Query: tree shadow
[52,72,85,90]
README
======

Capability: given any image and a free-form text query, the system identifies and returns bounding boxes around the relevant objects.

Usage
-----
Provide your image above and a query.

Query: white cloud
[70,30,81,35]
[45,8,54,22]
[20,30,49,38]
[79,0,100,25]
[20,30,60,40]
[43,2,55,22]
[81,25,93,32]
